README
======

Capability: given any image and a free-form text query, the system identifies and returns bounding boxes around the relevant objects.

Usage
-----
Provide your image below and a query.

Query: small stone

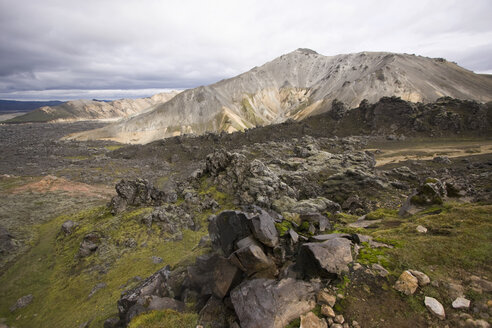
[487,300,492,308]
[416,225,427,233]
[334,314,345,324]
[300,311,327,328]
[331,324,343,328]
[425,296,446,320]
[342,324,350,328]
[452,297,471,309]
[10,294,33,312]
[352,263,362,271]
[408,269,430,286]
[352,320,361,328]
[317,291,336,307]
[465,319,490,328]
[321,305,335,318]
[372,263,389,277]
[394,270,419,295]
[151,256,163,264]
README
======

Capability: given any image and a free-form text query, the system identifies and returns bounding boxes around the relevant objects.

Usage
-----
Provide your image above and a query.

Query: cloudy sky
[1,0,491,100]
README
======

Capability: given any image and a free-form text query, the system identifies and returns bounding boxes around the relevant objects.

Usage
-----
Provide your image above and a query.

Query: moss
[285,318,301,328]
[335,212,358,224]
[198,177,234,209]
[275,220,293,237]
[128,309,198,328]
[104,145,123,151]
[357,243,392,269]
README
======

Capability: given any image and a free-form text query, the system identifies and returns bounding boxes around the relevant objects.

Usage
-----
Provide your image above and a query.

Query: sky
[0,0,491,101]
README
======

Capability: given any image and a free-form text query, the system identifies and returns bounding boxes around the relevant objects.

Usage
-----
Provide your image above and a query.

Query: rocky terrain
[0,95,491,328]
[5,91,180,123]
[67,49,492,144]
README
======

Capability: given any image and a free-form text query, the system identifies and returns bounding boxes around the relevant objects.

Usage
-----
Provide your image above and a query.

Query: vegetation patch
[128,309,198,328]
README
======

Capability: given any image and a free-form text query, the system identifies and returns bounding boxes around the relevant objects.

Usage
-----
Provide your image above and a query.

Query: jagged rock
[78,231,102,257]
[10,294,33,312]
[61,220,78,235]
[452,296,471,309]
[109,178,175,214]
[424,296,446,320]
[144,205,196,235]
[300,311,327,328]
[198,296,236,328]
[298,238,353,278]
[317,291,336,307]
[408,270,430,286]
[394,270,419,295]
[321,305,335,318]
[288,229,299,243]
[117,265,171,324]
[212,257,243,299]
[248,209,279,248]
[274,196,340,215]
[229,244,278,278]
[209,210,252,256]
[230,278,318,328]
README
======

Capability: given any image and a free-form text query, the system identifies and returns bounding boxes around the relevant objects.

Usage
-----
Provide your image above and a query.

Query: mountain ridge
[67,49,492,144]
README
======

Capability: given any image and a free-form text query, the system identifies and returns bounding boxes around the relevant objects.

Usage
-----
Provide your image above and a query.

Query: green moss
[275,220,293,237]
[198,177,234,209]
[357,243,392,269]
[128,309,198,328]
[285,318,301,328]
[104,145,123,151]
[335,212,358,224]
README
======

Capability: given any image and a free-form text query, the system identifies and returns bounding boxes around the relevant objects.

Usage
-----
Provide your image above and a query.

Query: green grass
[128,309,198,328]
[0,206,208,328]
[104,145,123,151]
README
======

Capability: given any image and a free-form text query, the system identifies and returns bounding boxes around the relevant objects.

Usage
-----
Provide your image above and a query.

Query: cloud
[0,0,491,100]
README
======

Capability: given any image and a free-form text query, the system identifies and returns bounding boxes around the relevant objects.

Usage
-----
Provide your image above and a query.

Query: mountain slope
[67,49,492,144]
[6,91,180,123]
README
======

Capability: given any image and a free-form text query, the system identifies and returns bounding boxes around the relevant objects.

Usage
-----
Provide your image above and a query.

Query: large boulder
[248,208,279,248]
[212,257,243,299]
[230,278,319,328]
[208,211,252,256]
[117,265,171,324]
[297,237,353,278]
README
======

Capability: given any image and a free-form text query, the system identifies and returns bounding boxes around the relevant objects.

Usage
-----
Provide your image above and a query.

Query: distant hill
[67,49,492,144]
[6,91,180,123]
[0,100,63,113]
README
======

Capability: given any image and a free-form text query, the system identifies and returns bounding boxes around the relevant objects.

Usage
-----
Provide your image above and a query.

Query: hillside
[6,91,180,123]
[67,49,492,144]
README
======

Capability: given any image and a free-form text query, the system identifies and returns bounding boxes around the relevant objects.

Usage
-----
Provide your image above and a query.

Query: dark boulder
[297,237,353,278]
[208,211,252,256]
[212,257,243,299]
[248,209,279,248]
[229,244,278,278]
[230,278,319,328]
[61,220,77,235]
[78,231,103,257]
[198,296,237,328]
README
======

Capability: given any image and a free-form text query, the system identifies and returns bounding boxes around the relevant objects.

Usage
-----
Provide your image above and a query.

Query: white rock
[416,225,427,233]
[452,296,470,309]
[408,269,430,286]
[424,296,445,320]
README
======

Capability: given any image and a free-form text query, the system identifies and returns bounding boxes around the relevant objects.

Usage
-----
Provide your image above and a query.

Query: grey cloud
[0,0,491,100]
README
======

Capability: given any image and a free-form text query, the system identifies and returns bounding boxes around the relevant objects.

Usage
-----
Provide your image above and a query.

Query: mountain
[0,100,64,113]
[6,91,180,123]
[67,49,492,144]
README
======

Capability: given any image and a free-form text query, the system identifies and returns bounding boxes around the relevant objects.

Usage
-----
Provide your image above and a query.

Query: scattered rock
[452,296,471,309]
[61,220,78,235]
[469,276,492,293]
[298,237,353,278]
[408,269,430,286]
[416,225,427,233]
[151,256,163,264]
[300,311,327,328]
[372,263,389,277]
[78,231,102,257]
[424,296,446,320]
[394,270,419,295]
[433,156,451,164]
[317,291,336,307]
[334,314,345,324]
[10,294,33,312]
[321,305,335,318]
[464,319,490,328]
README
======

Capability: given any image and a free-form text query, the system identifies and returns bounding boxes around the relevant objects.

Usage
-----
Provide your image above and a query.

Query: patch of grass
[357,243,392,269]
[128,309,198,328]
[365,208,398,221]
[104,145,123,151]
[275,220,294,237]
